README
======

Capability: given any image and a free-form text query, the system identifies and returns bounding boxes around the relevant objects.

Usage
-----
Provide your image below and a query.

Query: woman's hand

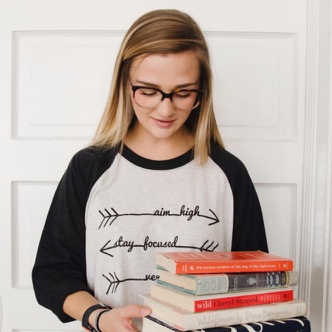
[97,304,151,332]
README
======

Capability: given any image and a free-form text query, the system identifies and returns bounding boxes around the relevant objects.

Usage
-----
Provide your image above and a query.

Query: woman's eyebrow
[133,79,198,89]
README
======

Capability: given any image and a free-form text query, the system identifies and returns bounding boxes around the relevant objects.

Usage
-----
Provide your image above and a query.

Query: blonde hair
[91,9,224,163]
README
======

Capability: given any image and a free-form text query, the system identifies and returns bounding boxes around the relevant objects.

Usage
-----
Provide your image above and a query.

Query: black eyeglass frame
[131,84,204,110]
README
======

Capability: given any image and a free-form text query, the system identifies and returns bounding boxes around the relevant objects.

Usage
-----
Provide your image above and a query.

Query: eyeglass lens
[133,87,201,110]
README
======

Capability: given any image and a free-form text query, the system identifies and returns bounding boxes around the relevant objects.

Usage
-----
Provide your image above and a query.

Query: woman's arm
[32,148,116,321]
[63,290,151,332]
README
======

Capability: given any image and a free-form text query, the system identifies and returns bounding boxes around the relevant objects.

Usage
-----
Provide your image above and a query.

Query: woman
[32,9,268,332]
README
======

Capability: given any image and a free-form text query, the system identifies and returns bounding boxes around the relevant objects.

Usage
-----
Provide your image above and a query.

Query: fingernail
[141,306,151,316]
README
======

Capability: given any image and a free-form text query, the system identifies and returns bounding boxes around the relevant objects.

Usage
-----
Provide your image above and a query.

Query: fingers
[124,305,151,331]
[98,304,151,332]
[119,304,151,318]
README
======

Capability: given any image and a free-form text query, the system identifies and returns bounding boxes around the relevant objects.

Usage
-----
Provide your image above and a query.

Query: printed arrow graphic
[98,206,220,228]
[100,237,219,257]
[103,272,159,294]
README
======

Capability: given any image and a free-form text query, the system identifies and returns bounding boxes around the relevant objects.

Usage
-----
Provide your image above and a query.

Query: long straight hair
[91,9,224,163]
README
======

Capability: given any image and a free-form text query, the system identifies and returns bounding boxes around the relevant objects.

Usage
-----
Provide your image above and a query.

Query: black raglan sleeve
[211,144,269,252]
[32,147,115,322]
[229,160,269,252]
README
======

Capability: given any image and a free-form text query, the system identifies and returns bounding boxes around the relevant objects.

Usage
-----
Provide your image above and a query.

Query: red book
[155,251,294,274]
[151,283,294,312]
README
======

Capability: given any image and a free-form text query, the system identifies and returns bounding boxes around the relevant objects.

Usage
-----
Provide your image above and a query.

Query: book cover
[151,283,294,312]
[157,269,299,295]
[142,315,311,332]
[155,251,294,274]
[142,295,306,330]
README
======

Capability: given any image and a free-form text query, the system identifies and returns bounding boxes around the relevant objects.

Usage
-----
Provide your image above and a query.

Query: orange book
[155,251,294,274]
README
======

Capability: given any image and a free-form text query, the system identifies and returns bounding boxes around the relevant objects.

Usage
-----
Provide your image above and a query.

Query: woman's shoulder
[210,142,246,171]
[68,145,120,175]
[209,143,255,190]
[73,144,119,161]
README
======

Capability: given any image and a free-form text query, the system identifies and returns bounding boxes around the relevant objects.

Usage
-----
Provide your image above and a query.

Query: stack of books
[141,250,311,331]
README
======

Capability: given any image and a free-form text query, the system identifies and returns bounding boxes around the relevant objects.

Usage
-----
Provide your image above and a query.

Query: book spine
[157,278,229,295]
[142,297,307,330]
[195,271,297,294]
[189,301,307,330]
[194,289,293,312]
[143,315,311,332]
[227,271,298,292]
[195,275,228,294]
[158,271,298,295]
[176,261,293,274]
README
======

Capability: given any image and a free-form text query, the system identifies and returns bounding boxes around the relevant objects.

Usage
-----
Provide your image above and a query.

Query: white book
[142,295,306,330]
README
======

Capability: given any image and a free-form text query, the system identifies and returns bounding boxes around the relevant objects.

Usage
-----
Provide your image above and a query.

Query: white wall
[302,0,332,331]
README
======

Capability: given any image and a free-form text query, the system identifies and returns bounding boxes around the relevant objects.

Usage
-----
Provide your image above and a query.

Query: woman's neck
[124,127,194,161]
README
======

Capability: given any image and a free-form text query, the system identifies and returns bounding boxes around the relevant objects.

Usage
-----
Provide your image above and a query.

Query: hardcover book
[142,315,311,332]
[155,251,294,274]
[157,269,299,295]
[142,295,306,330]
[151,283,294,312]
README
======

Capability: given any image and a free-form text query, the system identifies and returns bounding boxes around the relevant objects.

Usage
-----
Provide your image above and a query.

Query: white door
[0,0,327,331]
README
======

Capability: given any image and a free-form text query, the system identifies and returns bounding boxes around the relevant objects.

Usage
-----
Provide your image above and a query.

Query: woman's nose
[156,98,175,117]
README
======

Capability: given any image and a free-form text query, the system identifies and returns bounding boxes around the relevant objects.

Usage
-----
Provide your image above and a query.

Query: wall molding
[11,181,57,289]
[12,30,297,142]
[301,0,331,331]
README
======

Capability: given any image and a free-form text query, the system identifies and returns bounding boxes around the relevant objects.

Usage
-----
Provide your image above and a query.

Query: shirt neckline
[121,145,194,170]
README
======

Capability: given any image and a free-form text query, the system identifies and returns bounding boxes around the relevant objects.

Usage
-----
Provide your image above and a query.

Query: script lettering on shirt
[153,207,171,216]
[145,274,158,281]
[143,236,178,250]
[179,205,200,221]
[113,236,135,252]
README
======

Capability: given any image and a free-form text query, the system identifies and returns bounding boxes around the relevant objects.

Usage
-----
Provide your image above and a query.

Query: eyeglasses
[131,84,203,111]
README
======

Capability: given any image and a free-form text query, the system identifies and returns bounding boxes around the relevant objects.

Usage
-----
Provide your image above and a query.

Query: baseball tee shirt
[32,143,268,323]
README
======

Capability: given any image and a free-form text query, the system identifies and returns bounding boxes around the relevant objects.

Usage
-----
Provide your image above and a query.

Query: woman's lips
[153,118,175,128]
